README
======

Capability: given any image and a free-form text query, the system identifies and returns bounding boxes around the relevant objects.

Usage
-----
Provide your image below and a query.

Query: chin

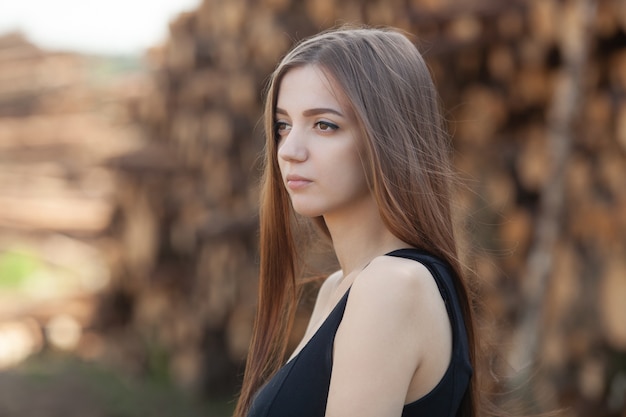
[290,202,324,218]
[292,207,323,218]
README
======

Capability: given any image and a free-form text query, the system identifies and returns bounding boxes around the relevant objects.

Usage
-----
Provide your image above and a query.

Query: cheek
[334,151,368,192]
[347,145,367,178]
[349,167,370,194]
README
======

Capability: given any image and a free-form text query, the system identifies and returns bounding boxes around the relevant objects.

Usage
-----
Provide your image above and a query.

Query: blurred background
[0,0,624,416]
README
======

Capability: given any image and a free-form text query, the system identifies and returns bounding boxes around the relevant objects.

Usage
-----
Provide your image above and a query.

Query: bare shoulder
[328,254,453,413]
[349,254,444,315]
[344,253,452,354]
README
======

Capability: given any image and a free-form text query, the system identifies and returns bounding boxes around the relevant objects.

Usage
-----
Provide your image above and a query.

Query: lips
[285,174,312,190]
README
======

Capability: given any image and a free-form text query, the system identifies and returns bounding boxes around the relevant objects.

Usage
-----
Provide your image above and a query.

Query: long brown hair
[234,26,479,417]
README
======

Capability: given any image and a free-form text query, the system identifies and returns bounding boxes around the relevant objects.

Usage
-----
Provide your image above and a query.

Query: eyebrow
[275,107,344,118]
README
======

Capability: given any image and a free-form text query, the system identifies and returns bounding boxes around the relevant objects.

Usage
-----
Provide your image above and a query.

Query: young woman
[234,26,478,417]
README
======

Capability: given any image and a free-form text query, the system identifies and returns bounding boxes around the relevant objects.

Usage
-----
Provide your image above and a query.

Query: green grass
[0,250,41,289]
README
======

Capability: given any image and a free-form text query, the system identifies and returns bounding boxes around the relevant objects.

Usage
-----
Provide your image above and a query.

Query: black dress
[247,248,472,417]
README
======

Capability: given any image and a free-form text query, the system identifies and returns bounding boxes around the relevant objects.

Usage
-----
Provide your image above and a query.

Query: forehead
[276,65,349,113]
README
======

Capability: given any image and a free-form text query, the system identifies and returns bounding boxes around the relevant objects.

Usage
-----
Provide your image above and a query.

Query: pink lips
[285,174,312,190]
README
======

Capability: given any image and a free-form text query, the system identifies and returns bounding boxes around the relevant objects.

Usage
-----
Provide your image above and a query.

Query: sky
[0,0,201,55]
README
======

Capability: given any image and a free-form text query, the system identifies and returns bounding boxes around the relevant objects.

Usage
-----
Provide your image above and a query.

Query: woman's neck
[324,197,410,276]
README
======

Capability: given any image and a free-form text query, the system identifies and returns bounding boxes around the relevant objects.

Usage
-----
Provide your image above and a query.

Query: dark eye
[315,121,338,132]
[274,121,291,138]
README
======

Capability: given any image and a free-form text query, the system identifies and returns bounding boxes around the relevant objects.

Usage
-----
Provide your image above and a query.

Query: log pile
[0,32,144,366]
[99,0,626,415]
[0,32,143,235]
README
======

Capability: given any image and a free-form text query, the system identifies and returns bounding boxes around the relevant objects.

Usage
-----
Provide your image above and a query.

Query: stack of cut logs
[0,33,107,234]
[0,32,144,236]
[99,0,626,415]
[0,33,145,365]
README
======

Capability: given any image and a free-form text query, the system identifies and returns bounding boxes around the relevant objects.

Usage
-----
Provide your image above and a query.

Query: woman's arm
[325,256,452,417]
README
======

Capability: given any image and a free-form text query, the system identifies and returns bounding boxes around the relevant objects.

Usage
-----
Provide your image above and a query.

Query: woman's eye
[275,121,290,136]
[315,121,338,132]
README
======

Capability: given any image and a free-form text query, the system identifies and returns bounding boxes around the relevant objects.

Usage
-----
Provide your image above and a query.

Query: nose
[277,129,308,162]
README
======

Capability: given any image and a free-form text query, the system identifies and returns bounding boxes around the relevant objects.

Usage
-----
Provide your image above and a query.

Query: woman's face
[275,65,371,219]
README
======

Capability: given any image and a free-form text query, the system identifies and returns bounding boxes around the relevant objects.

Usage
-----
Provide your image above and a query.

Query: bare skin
[277,65,452,417]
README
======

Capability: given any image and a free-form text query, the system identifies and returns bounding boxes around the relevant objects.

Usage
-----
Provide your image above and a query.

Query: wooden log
[306,0,337,27]
[609,51,626,89]
[245,10,291,68]
[511,66,553,107]
[499,207,533,257]
[487,43,516,82]
[597,152,626,199]
[617,101,626,151]
[0,195,112,233]
[583,91,613,139]
[202,110,234,149]
[565,155,593,203]
[528,0,557,47]
[446,13,483,43]
[164,29,195,75]
[594,0,620,37]
[226,305,255,361]
[366,0,403,26]
[515,124,550,192]
[226,72,257,111]
[454,86,507,146]
[484,173,516,212]
[599,256,626,350]
[496,8,525,39]
[259,0,291,12]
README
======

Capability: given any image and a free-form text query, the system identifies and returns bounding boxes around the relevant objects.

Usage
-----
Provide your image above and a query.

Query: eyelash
[274,122,290,141]
[273,120,339,140]
[314,121,339,132]
[275,121,289,132]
